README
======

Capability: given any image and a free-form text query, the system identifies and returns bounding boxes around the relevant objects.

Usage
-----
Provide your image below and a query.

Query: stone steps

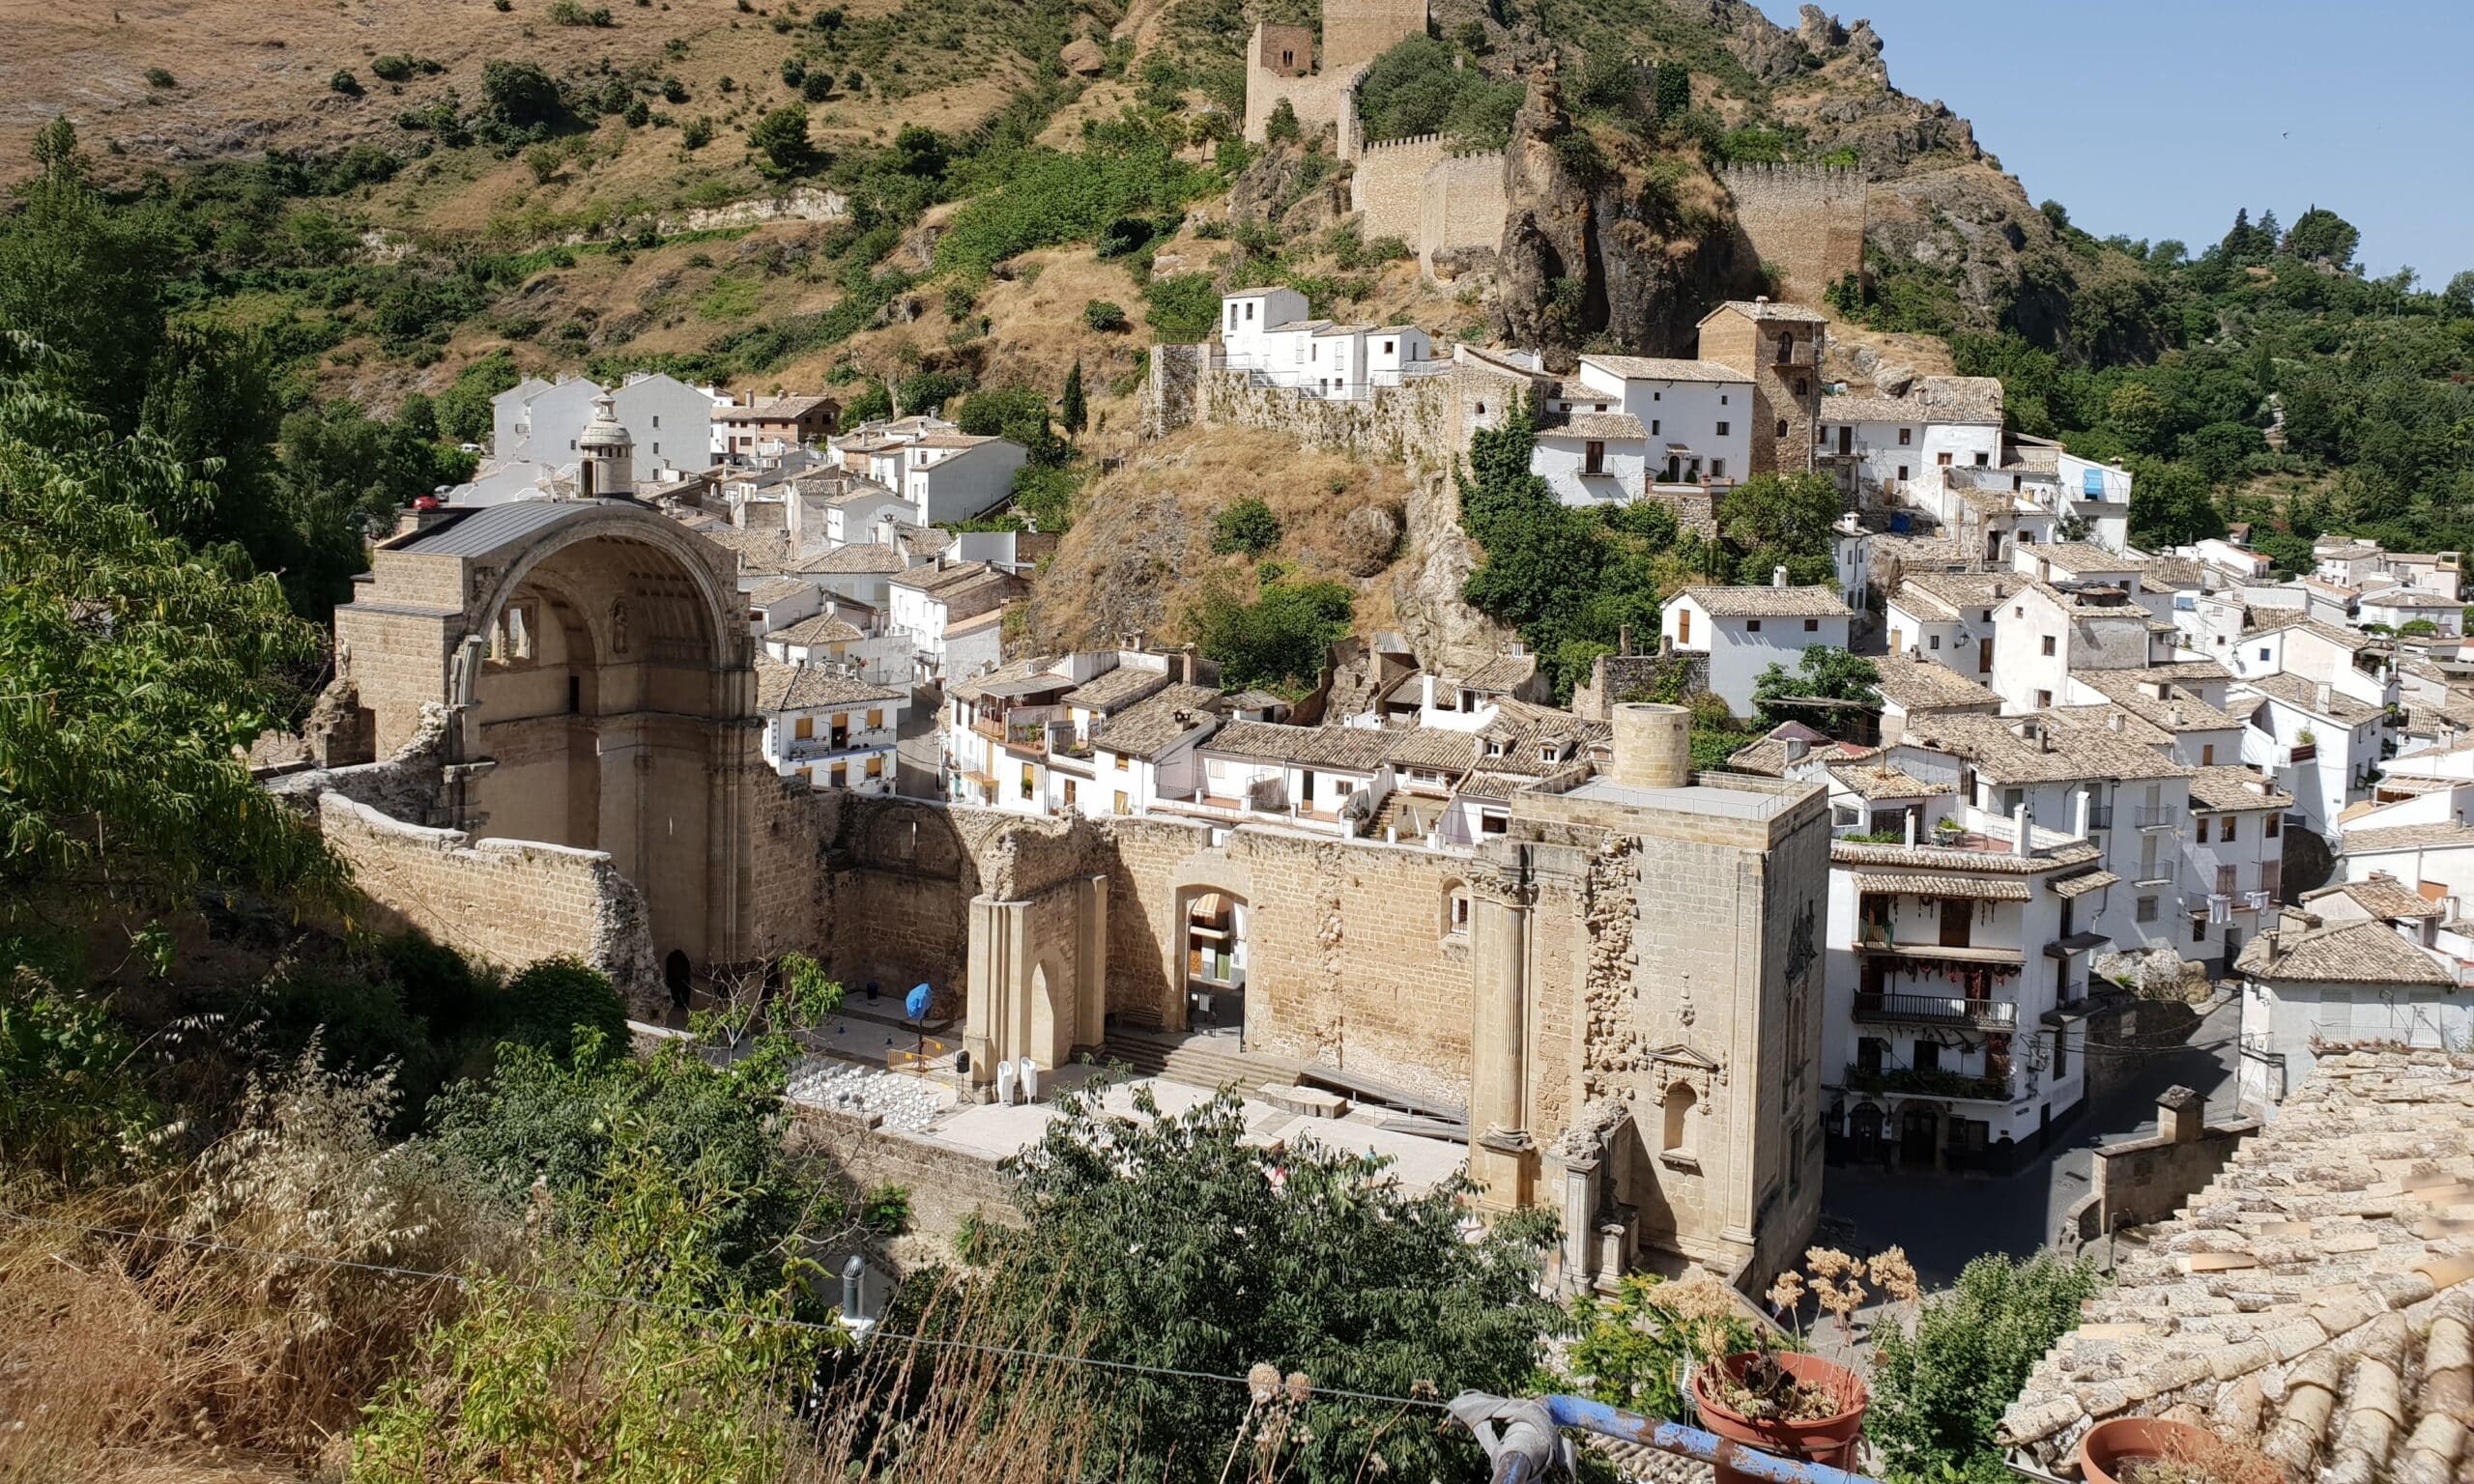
[1100,1026,1300,1094]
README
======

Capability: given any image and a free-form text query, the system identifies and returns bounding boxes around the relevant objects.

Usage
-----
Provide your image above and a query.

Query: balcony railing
[1853,990,2019,1029]
[2084,804,2114,830]
[1840,1063,2010,1102]
[2135,807,2176,828]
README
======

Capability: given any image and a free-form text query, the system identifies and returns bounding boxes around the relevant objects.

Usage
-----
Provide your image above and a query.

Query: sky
[1751,0,2474,280]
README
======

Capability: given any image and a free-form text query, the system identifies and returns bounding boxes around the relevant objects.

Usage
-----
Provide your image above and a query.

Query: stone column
[1467,860,1536,1210]
[1555,1147,1599,1293]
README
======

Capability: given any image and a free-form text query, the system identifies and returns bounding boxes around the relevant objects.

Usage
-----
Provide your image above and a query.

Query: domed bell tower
[578,390,636,499]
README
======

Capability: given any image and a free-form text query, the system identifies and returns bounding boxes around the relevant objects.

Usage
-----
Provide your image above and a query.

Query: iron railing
[1853,990,2018,1029]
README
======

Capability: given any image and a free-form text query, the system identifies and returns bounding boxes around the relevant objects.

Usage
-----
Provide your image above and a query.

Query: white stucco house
[2234,902,2466,1115]
[1533,354,1753,506]
[491,371,714,473]
[1659,579,1856,719]
[754,658,906,794]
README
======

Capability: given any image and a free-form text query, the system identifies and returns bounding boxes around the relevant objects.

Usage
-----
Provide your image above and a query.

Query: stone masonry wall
[1718,164,1866,308]
[1416,149,1509,271]
[318,791,662,1013]
[1353,134,1452,242]
[1321,0,1425,71]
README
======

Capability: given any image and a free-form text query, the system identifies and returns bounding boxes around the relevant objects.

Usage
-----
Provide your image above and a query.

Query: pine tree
[1059,357,1087,436]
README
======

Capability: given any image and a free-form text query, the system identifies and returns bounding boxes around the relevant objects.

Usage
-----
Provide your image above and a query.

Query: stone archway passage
[1180,889,1248,1039]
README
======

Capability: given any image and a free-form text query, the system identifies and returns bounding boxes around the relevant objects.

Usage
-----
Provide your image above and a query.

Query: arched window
[1661,1080,1697,1159]
[1442,881,1472,938]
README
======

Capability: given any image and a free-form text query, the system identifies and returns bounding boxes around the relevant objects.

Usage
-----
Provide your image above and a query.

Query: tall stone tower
[1697,299,1825,478]
[578,389,636,499]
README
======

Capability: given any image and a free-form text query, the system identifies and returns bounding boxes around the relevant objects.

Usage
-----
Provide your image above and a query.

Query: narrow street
[1816,995,2242,1288]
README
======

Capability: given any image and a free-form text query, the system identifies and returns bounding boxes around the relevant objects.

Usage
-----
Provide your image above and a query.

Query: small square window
[1715,421,1730,437]
[1929,635,1942,650]
[1898,428,1912,446]
[1746,619,1763,633]
[2041,636,2057,656]
[2036,689,2054,708]
[1802,618,1820,632]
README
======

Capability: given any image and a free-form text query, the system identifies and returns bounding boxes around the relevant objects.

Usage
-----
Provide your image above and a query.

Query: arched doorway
[1183,890,1247,1039]
[665,950,692,1012]
[1850,1102,1884,1164]
[1898,1102,1942,1169]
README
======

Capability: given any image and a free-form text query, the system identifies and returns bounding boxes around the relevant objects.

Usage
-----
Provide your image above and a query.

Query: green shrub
[331,69,365,97]
[1083,299,1128,332]
[1867,1255,2104,1483]
[143,67,177,88]
[747,104,814,175]
[1140,272,1218,342]
[1189,575,1351,694]
[370,54,417,82]
[800,69,832,101]
[681,115,714,150]
[1208,496,1280,556]
[662,74,689,102]
[546,0,615,24]
[502,956,628,1065]
[1351,35,1524,149]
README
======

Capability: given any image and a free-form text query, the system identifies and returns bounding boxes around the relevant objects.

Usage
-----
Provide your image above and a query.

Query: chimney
[1904,811,1918,847]
[2075,789,2091,837]
[1784,736,1809,764]
[2315,680,2332,712]
[1753,294,1769,305]
[2108,711,2125,733]
[1772,564,1789,589]
[1180,642,1198,684]
[935,550,949,571]
[2168,702,2184,728]
[2012,802,2031,857]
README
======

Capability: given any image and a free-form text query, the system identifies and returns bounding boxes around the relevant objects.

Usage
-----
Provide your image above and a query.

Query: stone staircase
[1099,1025,1303,1093]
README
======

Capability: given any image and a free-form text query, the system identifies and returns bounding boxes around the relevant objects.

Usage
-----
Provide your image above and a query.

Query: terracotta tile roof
[1846,870,2030,900]
[1890,571,2021,621]
[1578,354,1747,384]
[1903,712,2194,785]
[2184,765,2292,813]
[2360,585,2464,610]
[1828,760,1950,801]
[1062,665,1172,712]
[1385,728,1482,774]
[2037,542,2145,573]
[1444,653,1539,694]
[1202,721,1401,771]
[2345,821,2474,855]
[698,524,796,572]
[2049,870,2118,899]
[2077,671,2246,732]
[799,542,907,575]
[1091,684,1225,759]
[947,655,1064,703]
[1830,836,2102,874]
[754,657,904,712]
[2234,911,2454,985]
[1539,413,1647,442]
[749,577,813,607]
[2242,612,2383,650]
[2238,672,2385,724]
[1703,299,1827,324]
[2001,1048,2474,1480]
[1673,585,1853,619]
[1871,652,2000,712]
[888,559,998,594]
[766,611,864,646]
[2301,875,2444,922]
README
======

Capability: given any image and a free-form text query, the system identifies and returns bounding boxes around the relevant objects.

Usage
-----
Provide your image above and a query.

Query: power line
[0,1208,1449,1413]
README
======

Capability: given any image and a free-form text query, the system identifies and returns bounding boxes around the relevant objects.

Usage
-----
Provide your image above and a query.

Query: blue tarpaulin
[2084,468,2106,497]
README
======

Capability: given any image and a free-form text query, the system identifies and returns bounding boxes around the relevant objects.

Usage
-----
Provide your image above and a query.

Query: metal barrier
[1450,1393,1884,1484]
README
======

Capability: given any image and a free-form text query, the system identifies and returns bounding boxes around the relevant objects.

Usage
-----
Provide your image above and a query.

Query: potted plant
[2078,1418,2281,1484]
[1687,1339,1868,1484]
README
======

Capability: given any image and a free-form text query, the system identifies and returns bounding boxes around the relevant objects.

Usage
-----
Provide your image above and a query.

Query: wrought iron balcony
[2135,806,2177,829]
[1852,990,2019,1029]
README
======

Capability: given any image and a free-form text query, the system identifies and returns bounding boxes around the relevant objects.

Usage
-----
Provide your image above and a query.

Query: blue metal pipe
[1539,1395,1882,1484]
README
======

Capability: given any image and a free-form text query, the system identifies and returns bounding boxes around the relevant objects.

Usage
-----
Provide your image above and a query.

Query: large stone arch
[331,501,757,991]
[1158,848,1255,1032]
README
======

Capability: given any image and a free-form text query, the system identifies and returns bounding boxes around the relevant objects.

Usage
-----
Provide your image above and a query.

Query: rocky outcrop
[1489,70,1753,365]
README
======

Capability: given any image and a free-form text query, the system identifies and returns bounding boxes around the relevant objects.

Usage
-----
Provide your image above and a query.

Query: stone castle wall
[1354,133,1453,240]
[1415,148,1508,271]
[1719,164,1867,308]
[1321,0,1426,71]
[318,791,662,1013]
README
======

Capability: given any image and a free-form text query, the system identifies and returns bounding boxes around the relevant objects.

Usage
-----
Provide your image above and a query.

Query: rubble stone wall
[1718,163,1866,307]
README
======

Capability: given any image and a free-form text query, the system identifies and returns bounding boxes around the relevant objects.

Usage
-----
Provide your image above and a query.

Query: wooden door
[1939,899,1971,947]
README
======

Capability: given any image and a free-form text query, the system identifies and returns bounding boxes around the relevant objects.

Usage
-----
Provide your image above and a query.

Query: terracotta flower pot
[2078,1417,2215,1484]
[1689,1352,1868,1484]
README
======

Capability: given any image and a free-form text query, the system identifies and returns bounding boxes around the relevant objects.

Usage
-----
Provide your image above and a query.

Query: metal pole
[1449,1393,1886,1484]
[841,1254,865,1325]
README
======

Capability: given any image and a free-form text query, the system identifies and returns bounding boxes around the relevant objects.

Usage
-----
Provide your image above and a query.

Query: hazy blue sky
[1752,1,2473,280]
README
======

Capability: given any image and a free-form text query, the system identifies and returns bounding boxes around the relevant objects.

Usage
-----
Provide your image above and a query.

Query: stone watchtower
[577,389,637,499]
[1242,0,1428,146]
[1697,299,1825,477]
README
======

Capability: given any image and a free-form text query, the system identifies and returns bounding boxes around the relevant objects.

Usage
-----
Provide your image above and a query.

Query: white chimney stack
[1905,811,1918,846]
[2013,802,2031,857]
[1772,564,1789,588]
[2315,680,2333,711]
[2075,789,2091,837]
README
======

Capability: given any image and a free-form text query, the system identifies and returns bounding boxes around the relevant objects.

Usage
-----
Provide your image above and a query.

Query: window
[1650,419,1660,435]
[2222,815,2235,840]
[1715,421,1730,437]
[2136,896,2158,923]
[2041,636,2057,656]
[1929,635,1942,650]
[2258,646,2271,662]
[1245,301,1255,321]
[1975,451,1990,466]
[866,754,883,778]
[1445,885,1472,937]
[1897,465,1910,482]
[1654,391,1662,401]
[1677,609,1691,644]
[1383,340,1395,355]
[2195,816,2210,843]
[2265,813,2281,839]
[867,708,884,728]
[1720,393,1729,405]
[1803,618,1821,632]
[1113,790,1130,815]
[1710,459,1726,479]
[1746,619,1763,633]
[830,763,848,788]
[2035,689,2054,707]
[1062,778,1077,807]
[1796,378,1808,394]
[1776,419,1789,438]
[1914,1042,1942,1072]
[1021,763,1035,800]
[1583,440,1605,474]
[2052,1028,2069,1076]
[651,414,660,428]
[793,715,815,740]
[2216,864,2236,895]
[1897,428,1912,446]
[652,442,659,456]
[2201,743,2215,765]
[2193,916,2208,943]
[2260,860,2282,898]
[1938,452,1953,467]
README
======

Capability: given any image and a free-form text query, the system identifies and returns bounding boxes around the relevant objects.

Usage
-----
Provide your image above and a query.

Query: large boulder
[1061,37,1107,76]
